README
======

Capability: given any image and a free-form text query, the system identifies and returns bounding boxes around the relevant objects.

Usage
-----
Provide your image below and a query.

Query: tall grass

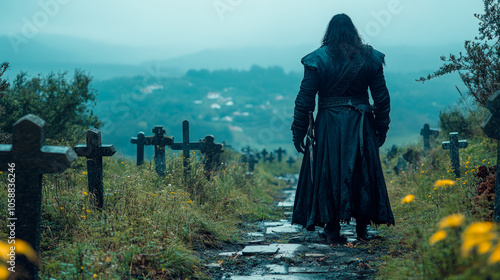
[374,134,500,279]
[0,150,294,279]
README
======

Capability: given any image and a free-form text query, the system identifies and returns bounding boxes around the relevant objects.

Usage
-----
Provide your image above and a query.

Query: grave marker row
[131,120,224,177]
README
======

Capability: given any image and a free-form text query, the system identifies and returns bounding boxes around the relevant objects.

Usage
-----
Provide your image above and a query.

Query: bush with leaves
[419,0,500,107]
[0,70,102,144]
[0,62,10,144]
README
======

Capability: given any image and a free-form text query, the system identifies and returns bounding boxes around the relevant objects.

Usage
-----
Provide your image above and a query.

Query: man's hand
[294,138,306,154]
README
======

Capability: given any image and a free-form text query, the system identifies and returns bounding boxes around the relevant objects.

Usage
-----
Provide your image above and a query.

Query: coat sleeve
[292,65,319,141]
[369,52,391,133]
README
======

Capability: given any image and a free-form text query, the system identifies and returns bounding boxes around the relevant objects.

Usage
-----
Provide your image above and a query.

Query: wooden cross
[74,128,116,209]
[275,147,287,163]
[0,115,76,279]
[169,120,205,174]
[420,123,439,151]
[200,135,224,173]
[287,156,295,167]
[261,149,268,162]
[481,90,500,221]
[268,152,276,163]
[130,132,145,166]
[248,154,259,173]
[144,126,174,177]
[442,132,468,178]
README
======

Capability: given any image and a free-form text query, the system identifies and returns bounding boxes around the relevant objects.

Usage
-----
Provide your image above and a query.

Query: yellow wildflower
[461,222,496,257]
[14,239,37,262]
[188,200,193,203]
[434,179,455,187]
[60,207,64,210]
[170,192,175,194]
[489,243,500,264]
[401,194,415,204]
[121,161,124,164]
[153,194,157,196]
[421,171,425,174]
[82,172,87,175]
[94,273,97,278]
[81,215,86,219]
[439,214,465,229]
[86,209,91,213]
[83,191,88,196]
[0,265,8,279]
[429,230,447,245]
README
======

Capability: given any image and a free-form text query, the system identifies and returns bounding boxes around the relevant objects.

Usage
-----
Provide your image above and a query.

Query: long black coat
[291,45,395,229]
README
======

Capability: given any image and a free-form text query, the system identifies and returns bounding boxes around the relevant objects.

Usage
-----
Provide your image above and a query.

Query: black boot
[318,221,346,244]
[356,219,369,240]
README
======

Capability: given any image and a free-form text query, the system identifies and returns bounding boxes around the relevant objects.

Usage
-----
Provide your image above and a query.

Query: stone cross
[248,154,259,173]
[420,123,439,151]
[145,126,174,177]
[481,90,500,221]
[200,135,224,173]
[261,149,268,162]
[275,147,286,163]
[287,156,295,167]
[170,120,205,174]
[130,132,145,166]
[442,132,468,178]
[73,128,116,209]
[0,115,76,279]
[268,152,276,163]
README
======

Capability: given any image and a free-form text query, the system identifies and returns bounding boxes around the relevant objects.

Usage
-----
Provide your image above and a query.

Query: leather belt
[317,95,373,156]
[318,95,370,110]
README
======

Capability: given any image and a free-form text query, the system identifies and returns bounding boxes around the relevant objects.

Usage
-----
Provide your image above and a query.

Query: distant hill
[1,34,465,80]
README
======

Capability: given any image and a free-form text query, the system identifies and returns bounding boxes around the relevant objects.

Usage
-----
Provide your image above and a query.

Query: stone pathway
[203,174,383,280]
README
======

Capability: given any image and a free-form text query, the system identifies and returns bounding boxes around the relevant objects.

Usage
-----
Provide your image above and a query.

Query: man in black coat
[291,14,395,243]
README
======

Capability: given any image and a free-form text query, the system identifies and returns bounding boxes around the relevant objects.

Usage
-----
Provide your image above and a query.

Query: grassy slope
[0,150,300,279]
[371,131,500,279]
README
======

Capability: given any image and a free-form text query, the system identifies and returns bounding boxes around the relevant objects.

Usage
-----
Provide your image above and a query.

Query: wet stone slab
[241,245,280,256]
[266,224,299,234]
[278,201,295,208]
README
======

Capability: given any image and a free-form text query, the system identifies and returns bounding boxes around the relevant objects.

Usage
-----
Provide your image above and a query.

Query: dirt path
[200,174,385,280]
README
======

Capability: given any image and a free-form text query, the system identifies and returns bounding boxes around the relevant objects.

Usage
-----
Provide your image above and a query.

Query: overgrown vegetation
[0,150,292,279]
[419,0,500,107]
[373,121,499,279]
[0,62,10,144]
[0,70,102,145]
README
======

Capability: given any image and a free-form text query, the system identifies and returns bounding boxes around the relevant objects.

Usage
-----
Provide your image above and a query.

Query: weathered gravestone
[0,115,76,279]
[145,126,174,177]
[386,145,398,160]
[442,132,469,178]
[130,132,145,166]
[200,135,224,173]
[169,120,206,176]
[420,123,440,151]
[287,156,296,167]
[74,128,116,209]
[481,90,500,222]
[275,147,286,163]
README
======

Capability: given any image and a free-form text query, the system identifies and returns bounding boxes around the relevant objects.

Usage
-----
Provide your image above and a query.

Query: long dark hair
[322,14,364,58]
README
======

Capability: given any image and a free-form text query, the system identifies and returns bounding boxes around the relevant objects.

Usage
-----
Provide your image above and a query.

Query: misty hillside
[91,65,463,158]
[2,34,465,80]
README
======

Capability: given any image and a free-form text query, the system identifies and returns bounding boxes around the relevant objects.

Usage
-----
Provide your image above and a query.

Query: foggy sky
[1,0,485,62]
